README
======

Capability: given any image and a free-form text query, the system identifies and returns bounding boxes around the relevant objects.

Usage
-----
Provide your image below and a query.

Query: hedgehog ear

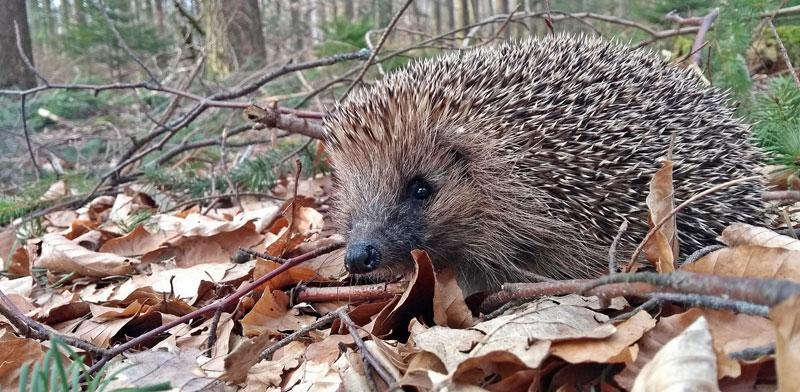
[446,146,469,168]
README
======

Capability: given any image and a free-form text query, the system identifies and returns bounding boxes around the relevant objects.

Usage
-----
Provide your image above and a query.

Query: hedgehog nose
[345,241,381,274]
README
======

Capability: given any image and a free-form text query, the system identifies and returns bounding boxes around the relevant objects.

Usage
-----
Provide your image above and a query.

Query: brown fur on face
[324,35,763,294]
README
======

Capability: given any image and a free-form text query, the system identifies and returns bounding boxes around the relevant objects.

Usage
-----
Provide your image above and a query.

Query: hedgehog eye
[408,179,432,200]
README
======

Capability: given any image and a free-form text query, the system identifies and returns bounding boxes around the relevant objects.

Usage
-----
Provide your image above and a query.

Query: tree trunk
[60,0,72,29]
[344,0,354,19]
[74,0,87,26]
[500,0,510,41]
[433,0,441,34]
[378,0,392,26]
[459,0,469,30]
[446,0,454,32]
[154,0,165,32]
[290,0,303,57]
[470,0,479,25]
[225,0,266,68]
[42,0,54,38]
[202,0,233,78]
[0,0,36,88]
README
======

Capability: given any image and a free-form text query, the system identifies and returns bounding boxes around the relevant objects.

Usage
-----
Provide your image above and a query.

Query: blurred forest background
[1,0,800,227]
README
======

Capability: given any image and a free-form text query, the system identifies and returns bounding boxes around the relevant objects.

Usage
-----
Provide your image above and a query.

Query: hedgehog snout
[344,240,382,273]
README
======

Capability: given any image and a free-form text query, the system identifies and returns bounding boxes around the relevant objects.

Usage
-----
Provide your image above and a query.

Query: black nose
[344,241,381,273]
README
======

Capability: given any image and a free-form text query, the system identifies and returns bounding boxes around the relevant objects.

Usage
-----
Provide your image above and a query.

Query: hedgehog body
[324,35,763,294]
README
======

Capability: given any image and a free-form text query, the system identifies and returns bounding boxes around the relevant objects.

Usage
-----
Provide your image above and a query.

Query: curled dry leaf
[253,259,317,292]
[682,244,800,282]
[36,233,136,278]
[39,180,70,201]
[368,249,436,338]
[432,266,474,329]
[643,159,678,273]
[241,289,315,336]
[631,316,719,392]
[551,310,656,364]
[720,223,800,250]
[769,293,800,391]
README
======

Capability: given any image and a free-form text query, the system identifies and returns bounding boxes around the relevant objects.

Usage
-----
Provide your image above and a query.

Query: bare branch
[341,0,415,99]
[13,21,49,85]
[245,104,326,140]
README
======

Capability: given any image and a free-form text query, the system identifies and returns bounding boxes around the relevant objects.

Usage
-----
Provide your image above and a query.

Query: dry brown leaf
[156,213,253,236]
[220,331,274,383]
[141,222,261,267]
[104,348,218,390]
[0,229,15,265]
[7,246,30,276]
[43,210,79,228]
[40,180,70,201]
[643,159,678,272]
[99,224,172,257]
[681,244,800,282]
[238,341,306,389]
[615,308,775,389]
[631,316,719,392]
[769,293,800,391]
[33,291,90,324]
[0,276,33,297]
[111,262,248,303]
[264,196,321,257]
[292,236,346,279]
[720,223,800,250]
[432,266,474,329]
[0,329,48,391]
[369,249,436,337]
[252,259,317,291]
[72,302,144,348]
[36,233,136,278]
[241,289,315,336]
[551,310,656,363]
[283,359,343,391]
[76,195,115,222]
[235,206,281,233]
[108,193,135,223]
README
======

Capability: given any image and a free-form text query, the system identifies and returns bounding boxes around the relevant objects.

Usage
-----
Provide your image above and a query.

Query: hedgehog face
[326,123,484,282]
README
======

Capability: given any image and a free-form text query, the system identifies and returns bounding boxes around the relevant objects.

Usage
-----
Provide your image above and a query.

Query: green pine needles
[752,76,800,174]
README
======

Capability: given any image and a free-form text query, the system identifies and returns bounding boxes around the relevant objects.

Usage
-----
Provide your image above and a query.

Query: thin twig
[206,307,224,353]
[728,343,776,361]
[610,298,662,322]
[0,289,108,356]
[341,0,415,99]
[650,293,769,316]
[20,95,41,178]
[97,0,161,85]
[766,18,800,90]
[336,308,396,387]
[608,219,629,274]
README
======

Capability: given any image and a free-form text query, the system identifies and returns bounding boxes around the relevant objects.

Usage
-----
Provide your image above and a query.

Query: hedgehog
[322,35,763,294]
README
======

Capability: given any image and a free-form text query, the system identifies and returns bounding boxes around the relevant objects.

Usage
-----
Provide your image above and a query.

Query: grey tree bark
[0,0,36,88]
